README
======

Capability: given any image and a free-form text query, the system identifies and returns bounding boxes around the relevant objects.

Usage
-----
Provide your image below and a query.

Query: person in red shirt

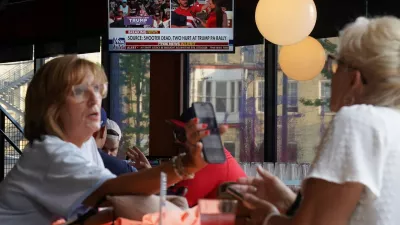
[168,107,246,207]
[204,0,227,28]
[172,0,206,27]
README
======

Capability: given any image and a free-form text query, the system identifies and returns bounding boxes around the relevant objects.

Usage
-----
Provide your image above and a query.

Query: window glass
[189,45,265,162]
[110,53,150,156]
[287,80,298,112]
[278,37,337,163]
[217,54,228,63]
[320,80,331,113]
[215,81,227,112]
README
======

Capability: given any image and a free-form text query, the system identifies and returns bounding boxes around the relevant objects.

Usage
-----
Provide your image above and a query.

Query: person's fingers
[127,148,139,157]
[256,166,275,181]
[229,184,257,194]
[139,161,151,168]
[126,151,137,161]
[219,124,229,135]
[51,219,66,225]
[237,177,256,185]
[133,146,147,160]
[188,130,209,143]
[243,193,270,210]
[184,118,198,134]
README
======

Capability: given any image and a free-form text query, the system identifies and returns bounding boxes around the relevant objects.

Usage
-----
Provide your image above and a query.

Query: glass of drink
[199,199,237,225]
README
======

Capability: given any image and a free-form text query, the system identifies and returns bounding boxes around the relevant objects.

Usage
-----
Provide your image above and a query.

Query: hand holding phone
[226,186,245,202]
[192,102,226,164]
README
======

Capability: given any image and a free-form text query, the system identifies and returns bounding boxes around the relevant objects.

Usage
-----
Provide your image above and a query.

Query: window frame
[287,80,298,113]
[197,80,242,114]
[319,80,333,115]
[184,43,278,163]
[256,80,265,113]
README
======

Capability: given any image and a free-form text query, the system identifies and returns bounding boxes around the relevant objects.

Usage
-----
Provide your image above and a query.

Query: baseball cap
[106,119,122,141]
[168,106,195,129]
[100,108,107,127]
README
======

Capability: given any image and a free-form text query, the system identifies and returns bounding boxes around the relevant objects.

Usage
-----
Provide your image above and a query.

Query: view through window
[189,45,265,162]
[110,53,150,157]
[277,37,337,163]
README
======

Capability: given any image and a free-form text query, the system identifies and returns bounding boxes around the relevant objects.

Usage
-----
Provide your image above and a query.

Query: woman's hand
[243,193,280,225]
[127,146,152,170]
[184,118,228,146]
[236,166,296,213]
[182,118,229,173]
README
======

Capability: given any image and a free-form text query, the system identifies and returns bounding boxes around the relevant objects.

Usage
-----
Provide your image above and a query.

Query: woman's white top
[307,104,400,225]
[0,135,116,225]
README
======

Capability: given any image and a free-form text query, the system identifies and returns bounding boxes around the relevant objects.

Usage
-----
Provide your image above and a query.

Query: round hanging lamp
[255,0,317,45]
[278,36,326,81]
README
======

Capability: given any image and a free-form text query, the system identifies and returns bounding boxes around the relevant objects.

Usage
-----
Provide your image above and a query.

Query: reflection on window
[257,81,264,112]
[189,45,265,162]
[288,80,298,112]
[278,37,337,163]
[216,54,228,63]
[243,46,255,63]
[111,54,150,156]
[320,80,331,113]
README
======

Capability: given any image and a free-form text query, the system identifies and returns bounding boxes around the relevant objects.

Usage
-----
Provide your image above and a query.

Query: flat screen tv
[108,0,234,52]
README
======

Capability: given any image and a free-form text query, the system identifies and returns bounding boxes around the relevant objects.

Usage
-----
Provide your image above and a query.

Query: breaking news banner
[108,0,234,52]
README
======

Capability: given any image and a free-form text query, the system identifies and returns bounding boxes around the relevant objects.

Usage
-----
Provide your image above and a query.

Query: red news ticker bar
[126,42,229,46]
[125,30,161,34]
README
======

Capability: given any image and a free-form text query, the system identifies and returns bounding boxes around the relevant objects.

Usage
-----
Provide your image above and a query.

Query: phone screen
[192,102,226,164]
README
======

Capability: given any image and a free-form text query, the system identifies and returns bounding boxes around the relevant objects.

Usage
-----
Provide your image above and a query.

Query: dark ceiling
[0,0,398,48]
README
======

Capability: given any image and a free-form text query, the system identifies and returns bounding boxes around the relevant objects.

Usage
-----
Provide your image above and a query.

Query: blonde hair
[24,55,107,142]
[338,16,400,107]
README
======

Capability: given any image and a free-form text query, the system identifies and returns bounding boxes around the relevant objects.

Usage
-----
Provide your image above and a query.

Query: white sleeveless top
[307,104,400,225]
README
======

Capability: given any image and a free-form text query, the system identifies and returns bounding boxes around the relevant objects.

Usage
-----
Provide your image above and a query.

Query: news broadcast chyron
[108,0,234,52]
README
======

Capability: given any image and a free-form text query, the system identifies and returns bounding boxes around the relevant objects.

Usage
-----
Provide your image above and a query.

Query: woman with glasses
[236,16,400,225]
[0,55,219,224]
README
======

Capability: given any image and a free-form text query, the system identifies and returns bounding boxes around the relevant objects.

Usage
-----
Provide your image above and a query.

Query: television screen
[108,0,234,52]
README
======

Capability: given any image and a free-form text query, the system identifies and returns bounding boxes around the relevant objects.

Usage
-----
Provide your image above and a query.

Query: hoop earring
[343,96,355,106]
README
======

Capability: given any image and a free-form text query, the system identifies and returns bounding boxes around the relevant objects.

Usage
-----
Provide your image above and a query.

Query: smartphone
[192,102,226,164]
[226,186,244,202]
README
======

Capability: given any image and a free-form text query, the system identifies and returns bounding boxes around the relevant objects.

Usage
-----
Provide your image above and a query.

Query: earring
[343,96,355,106]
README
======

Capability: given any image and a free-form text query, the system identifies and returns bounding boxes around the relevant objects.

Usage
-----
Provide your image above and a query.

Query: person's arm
[248,106,386,225]
[84,144,204,206]
[84,118,217,207]
[244,179,363,225]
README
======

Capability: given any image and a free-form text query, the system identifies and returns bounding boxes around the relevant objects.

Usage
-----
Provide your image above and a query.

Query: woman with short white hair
[237,16,400,225]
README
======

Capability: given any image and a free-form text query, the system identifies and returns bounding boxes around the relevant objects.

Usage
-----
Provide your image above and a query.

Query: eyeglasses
[71,83,108,102]
[327,54,367,84]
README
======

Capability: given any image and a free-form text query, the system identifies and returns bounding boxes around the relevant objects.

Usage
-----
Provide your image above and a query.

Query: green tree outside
[119,54,150,154]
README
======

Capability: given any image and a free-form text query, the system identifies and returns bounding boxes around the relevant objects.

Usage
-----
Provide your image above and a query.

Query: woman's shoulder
[27,135,79,157]
[336,104,399,124]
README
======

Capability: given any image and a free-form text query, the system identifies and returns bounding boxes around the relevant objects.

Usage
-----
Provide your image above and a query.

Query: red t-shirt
[175,149,246,207]
[206,11,225,28]
[174,5,202,27]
